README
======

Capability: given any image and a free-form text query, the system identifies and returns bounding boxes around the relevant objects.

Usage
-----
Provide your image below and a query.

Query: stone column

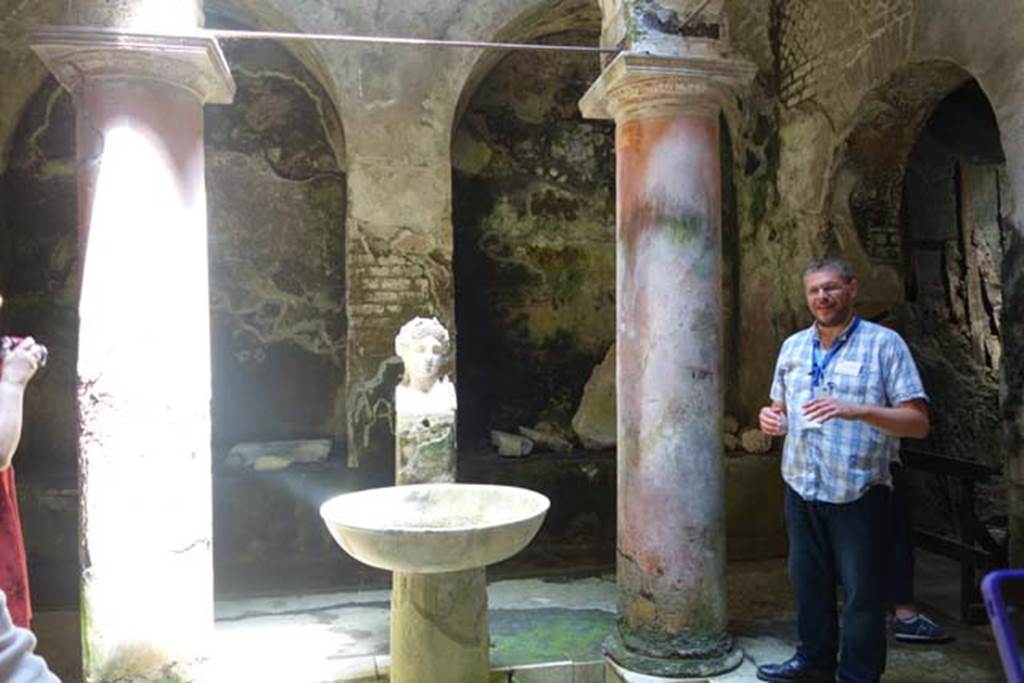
[580,53,753,677]
[30,25,234,681]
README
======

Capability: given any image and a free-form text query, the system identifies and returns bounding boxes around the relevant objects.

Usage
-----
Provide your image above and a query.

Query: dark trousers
[785,484,888,683]
[884,463,914,606]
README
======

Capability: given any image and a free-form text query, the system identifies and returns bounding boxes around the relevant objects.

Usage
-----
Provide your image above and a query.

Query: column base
[604,630,743,678]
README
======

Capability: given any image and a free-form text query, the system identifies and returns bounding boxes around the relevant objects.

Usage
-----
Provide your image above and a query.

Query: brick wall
[345,228,453,468]
[777,0,913,117]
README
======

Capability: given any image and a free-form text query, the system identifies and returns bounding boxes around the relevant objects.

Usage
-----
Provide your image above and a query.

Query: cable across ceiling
[206,27,620,55]
[24,24,620,55]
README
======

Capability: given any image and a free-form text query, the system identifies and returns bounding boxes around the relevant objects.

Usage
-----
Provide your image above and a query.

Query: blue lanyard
[810,316,859,388]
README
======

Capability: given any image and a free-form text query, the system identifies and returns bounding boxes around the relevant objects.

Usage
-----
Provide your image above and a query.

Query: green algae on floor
[489,607,615,666]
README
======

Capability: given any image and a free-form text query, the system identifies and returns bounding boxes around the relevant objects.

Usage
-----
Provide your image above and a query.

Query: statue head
[395,317,451,390]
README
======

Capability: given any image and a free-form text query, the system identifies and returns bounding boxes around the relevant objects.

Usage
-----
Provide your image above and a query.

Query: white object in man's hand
[759,405,788,436]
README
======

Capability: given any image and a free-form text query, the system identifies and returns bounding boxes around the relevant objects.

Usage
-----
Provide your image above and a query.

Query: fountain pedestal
[320,483,550,683]
[391,569,488,681]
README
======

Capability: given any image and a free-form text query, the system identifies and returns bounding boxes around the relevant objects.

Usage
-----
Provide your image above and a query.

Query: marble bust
[394,317,457,484]
[394,317,456,415]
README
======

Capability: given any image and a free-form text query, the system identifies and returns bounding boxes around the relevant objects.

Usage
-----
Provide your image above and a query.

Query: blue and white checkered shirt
[769,318,928,503]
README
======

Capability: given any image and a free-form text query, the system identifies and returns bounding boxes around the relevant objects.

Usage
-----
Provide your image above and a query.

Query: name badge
[835,360,862,376]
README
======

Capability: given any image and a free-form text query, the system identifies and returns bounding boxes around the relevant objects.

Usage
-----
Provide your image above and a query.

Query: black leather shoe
[757,655,835,682]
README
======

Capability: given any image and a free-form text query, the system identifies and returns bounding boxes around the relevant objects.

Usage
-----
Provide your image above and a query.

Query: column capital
[579,52,755,122]
[29,27,235,104]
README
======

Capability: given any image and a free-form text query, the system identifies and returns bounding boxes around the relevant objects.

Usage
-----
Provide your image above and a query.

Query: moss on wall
[452,31,615,445]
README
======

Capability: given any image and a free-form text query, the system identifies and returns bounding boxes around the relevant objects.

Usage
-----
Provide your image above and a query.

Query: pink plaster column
[31,28,233,681]
[581,53,753,677]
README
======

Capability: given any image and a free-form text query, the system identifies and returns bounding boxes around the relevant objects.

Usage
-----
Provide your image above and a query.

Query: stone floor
[33,551,1004,682]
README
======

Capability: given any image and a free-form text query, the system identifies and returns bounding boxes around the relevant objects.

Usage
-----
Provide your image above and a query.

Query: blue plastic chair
[983,568,1024,683]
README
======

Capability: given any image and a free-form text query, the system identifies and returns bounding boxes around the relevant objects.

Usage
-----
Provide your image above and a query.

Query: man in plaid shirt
[756,259,929,683]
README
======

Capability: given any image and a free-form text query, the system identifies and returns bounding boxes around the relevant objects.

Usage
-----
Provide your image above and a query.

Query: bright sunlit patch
[79,121,210,395]
[130,1,202,34]
[214,620,380,683]
[78,118,213,666]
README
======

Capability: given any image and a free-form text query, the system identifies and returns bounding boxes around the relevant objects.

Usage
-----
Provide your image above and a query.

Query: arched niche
[204,13,350,595]
[0,78,77,477]
[826,63,1005,462]
[450,19,613,451]
[899,79,1006,469]
[448,6,743,576]
[452,43,742,450]
[824,61,971,309]
[826,63,1007,540]
[205,14,347,453]
[449,6,620,572]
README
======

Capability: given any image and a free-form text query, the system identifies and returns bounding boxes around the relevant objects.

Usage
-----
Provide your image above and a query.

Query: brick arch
[823,61,973,275]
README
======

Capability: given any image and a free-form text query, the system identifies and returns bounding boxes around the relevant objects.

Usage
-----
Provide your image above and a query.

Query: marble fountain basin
[319,483,550,574]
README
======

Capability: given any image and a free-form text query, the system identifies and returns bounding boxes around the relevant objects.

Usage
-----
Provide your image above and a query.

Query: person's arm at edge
[0,380,26,471]
[0,591,60,682]
[0,339,42,471]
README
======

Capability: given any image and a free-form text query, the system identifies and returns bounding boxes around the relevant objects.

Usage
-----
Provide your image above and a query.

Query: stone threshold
[328,654,605,682]
[328,655,763,682]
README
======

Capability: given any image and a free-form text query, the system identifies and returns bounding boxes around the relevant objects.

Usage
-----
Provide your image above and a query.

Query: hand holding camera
[0,336,48,387]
